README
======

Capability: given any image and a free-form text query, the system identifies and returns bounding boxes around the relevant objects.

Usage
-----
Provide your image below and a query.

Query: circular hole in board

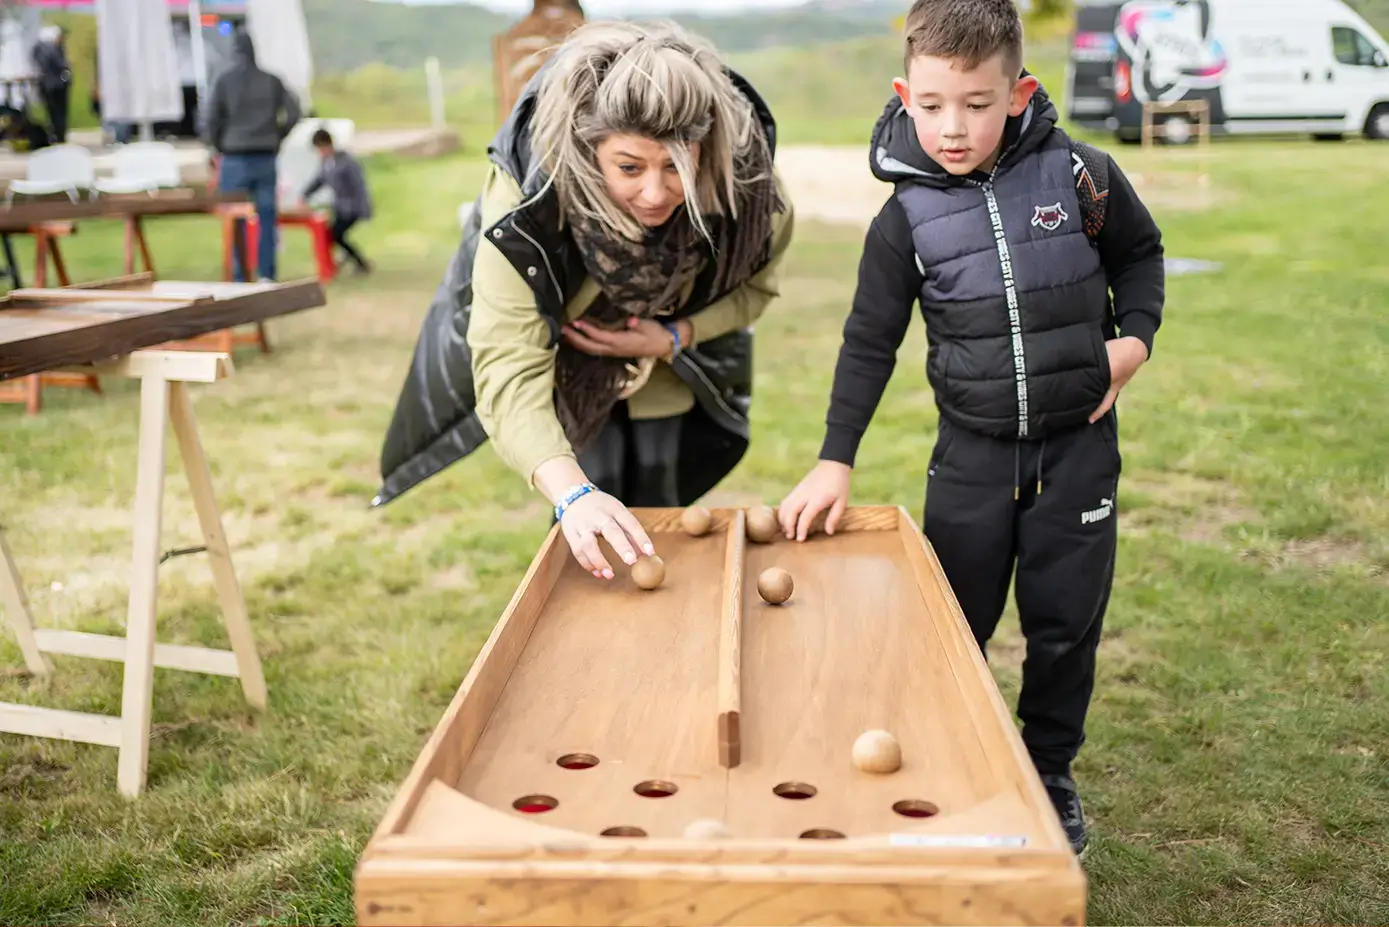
[512,794,558,813]
[773,781,818,800]
[600,826,647,837]
[557,753,599,770]
[892,799,940,818]
[634,779,679,798]
[800,828,846,839]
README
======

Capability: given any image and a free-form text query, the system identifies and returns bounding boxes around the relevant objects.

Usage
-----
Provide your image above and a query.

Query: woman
[375,20,795,580]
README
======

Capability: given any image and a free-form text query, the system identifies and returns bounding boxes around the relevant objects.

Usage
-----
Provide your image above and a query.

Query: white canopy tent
[95,0,183,135]
[244,0,312,111]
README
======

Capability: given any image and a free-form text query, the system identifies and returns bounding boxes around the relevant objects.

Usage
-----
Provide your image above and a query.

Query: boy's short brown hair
[903,0,1025,78]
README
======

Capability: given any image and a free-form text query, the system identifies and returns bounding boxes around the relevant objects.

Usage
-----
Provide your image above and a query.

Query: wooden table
[0,277,327,798]
[0,190,253,288]
[355,506,1088,926]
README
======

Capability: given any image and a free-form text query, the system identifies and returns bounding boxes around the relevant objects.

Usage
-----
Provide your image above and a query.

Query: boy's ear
[892,77,913,110]
[1009,73,1040,117]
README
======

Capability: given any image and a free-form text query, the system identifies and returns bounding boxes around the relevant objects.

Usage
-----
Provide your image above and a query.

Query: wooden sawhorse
[0,349,266,798]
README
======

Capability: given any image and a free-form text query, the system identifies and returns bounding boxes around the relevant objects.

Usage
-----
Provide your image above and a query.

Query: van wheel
[1158,114,1195,145]
[1367,104,1389,140]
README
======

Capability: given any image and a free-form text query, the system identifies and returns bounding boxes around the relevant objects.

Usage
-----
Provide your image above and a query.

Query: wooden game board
[355,506,1087,926]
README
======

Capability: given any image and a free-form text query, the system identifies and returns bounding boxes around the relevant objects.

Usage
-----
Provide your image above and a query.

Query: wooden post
[492,1,586,124]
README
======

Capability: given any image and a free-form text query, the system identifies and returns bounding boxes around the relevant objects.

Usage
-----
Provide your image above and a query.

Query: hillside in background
[305,0,901,73]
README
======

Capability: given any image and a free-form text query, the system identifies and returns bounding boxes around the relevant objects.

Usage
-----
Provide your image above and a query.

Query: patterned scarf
[555,149,781,452]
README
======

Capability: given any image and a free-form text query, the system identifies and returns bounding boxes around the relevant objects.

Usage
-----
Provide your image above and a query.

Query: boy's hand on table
[1090,336,1149,423]
[778,461,853,542]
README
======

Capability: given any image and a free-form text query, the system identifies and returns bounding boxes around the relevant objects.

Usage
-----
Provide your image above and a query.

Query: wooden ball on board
[757,567,793,605]
[745,505,779,544]
[853,729,902,774]
[631,555,665,590]
[681,505,712,537]
[683,818,732,840]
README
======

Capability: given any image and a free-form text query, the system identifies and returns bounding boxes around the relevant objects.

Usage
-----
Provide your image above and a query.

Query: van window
[1331,26,1385,67]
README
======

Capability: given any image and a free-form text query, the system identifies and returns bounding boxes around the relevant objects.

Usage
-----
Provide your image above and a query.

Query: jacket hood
[232,30,257,66]
[869,73,1058,188]
[488,57,778,195]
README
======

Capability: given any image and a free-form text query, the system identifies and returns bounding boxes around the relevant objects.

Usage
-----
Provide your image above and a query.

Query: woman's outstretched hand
[534,458,655,580]
[559,491,655,579]
[561,317,690,359]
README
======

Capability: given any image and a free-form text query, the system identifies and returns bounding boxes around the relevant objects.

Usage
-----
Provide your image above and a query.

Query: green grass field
[3,93,1389,927]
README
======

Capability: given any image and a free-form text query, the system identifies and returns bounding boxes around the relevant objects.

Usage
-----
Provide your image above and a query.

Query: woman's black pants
[576,404,683,507]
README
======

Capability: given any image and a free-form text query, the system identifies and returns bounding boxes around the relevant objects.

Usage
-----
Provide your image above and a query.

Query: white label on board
[889,834,1029,848]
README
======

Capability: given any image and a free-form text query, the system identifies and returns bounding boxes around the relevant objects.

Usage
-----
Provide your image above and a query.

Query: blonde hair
[527,19,771,243]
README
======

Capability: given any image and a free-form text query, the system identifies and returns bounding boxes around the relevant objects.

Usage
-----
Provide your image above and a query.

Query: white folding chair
[7,144,97,205]
[93,141,183,196]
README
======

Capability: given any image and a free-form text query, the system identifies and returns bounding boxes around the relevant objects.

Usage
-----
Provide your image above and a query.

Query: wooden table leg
[116,376,171,799]
[0,529,51,676]
[169,382,266,710]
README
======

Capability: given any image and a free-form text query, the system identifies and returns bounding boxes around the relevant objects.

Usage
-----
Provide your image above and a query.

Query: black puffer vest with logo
[872,85,1112,439]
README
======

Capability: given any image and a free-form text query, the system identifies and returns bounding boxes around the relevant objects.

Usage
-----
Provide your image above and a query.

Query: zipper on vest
[980,180,1030,440]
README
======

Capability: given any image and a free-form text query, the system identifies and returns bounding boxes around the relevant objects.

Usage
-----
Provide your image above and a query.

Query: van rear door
[1067,1,1123,126]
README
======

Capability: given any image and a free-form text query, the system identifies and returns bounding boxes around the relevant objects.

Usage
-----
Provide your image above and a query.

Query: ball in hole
[631,555,665,590]
[683,818,732,839]
[853,729,902,773]
[681,505,712,536]
[745,505,779,543]
[757,567,793,605]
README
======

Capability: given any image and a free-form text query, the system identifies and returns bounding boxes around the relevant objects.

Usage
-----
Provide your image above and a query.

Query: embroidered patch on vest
[1031,203,1069,232]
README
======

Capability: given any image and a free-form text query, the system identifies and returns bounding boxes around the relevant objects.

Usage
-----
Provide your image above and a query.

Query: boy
[778,0,1165,856]
[303,128,374,274]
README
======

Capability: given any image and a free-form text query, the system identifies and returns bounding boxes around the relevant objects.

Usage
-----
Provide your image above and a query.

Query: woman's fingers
[612,506,656,558]
[562,326,611,355]
[795,498,825,543]
[599,518,639,568]
[778,492,805,539]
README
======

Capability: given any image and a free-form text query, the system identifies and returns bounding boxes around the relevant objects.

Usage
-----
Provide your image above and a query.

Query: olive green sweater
[467,164,796,487]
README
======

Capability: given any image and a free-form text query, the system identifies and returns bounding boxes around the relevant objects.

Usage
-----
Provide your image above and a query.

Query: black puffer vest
[373,63,780,506]
[872,85,1113,440]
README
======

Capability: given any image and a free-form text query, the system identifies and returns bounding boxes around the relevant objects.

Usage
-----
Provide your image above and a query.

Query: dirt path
[776,144,885,229]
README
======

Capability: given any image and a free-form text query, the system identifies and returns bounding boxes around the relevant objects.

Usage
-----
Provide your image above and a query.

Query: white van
[1065,0,1389,142]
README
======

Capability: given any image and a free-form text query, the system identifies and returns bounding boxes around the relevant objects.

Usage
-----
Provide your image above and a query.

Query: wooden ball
[681,505,712,537]
[853,729,902,774]
[630,555,665,590]
[757,567,793,605]
[745,505,779,544]
[683,818,732,839]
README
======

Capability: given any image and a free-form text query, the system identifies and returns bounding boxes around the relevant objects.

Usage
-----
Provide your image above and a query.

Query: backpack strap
[1071,140,1110,241]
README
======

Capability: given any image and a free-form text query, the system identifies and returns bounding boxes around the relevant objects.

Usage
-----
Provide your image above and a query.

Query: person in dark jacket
[778,0,1165,857]
[31,25,71,143]
[374,20,794,580]
[204,28,301,282]
[302,127,373,274]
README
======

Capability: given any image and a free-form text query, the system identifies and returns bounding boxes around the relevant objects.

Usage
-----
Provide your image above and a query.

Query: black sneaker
[1041,773,1088,857]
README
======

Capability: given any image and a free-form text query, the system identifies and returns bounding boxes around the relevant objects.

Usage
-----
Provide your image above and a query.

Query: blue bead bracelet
[555,482,598,522]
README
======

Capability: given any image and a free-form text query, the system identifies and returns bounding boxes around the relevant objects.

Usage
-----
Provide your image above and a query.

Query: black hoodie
[819,81,1165,466]
[204,31,301,156]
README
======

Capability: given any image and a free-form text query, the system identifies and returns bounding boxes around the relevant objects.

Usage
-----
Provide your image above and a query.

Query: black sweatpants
[331,215,369,270]
[576,403,683,507]
[923,410,1121,776]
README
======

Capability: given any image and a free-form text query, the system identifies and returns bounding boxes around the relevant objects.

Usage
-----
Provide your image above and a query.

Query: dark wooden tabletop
[0,279,326,381]
[0,190,252,232]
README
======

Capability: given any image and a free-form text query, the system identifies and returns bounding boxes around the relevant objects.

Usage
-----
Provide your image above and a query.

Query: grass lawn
[2,130,1388,925]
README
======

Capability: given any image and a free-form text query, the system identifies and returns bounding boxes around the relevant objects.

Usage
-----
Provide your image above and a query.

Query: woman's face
[596,134,698,228]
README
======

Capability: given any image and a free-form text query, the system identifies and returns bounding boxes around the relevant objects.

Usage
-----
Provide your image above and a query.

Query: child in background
[303,128,374,275]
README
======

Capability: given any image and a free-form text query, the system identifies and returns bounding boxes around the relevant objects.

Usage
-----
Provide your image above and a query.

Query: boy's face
[315,143,332,161]
[893,51,1039,177]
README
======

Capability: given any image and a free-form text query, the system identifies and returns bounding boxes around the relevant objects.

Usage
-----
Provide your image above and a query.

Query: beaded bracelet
[554,482,598,522]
